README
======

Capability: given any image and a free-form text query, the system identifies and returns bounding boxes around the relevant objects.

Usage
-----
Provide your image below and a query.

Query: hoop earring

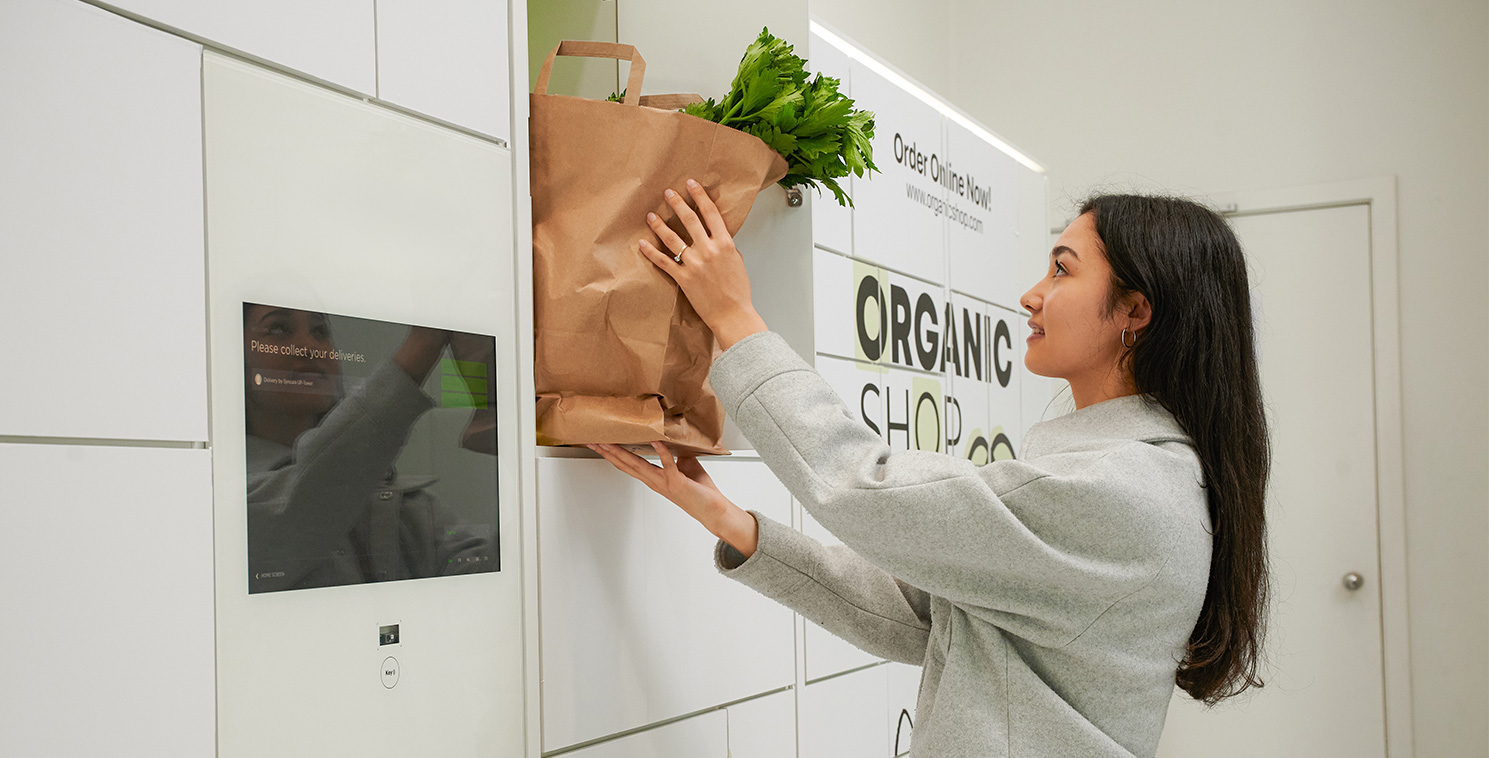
[1121,328,1137,348]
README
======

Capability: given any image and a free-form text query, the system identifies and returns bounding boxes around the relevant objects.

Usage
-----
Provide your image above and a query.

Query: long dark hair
[1080,194,1270,705]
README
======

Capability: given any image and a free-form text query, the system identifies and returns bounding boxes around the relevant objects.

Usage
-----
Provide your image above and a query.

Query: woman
[590,184,1269,757]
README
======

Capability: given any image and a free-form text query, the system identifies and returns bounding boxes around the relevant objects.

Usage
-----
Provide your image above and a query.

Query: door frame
[1210,176,1413,758]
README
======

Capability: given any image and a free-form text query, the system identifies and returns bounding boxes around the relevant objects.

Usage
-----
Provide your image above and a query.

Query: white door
[1156,203,1388,757]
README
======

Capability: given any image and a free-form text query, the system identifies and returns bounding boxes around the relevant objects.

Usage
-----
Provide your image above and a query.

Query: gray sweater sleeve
[710,332,1171,649]
[717,511,932,665]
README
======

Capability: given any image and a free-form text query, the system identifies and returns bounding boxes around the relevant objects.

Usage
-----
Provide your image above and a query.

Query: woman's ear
[1125,292,1153,332]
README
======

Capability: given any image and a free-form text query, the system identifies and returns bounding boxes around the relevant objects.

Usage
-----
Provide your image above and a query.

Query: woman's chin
[1022,355,1054,379]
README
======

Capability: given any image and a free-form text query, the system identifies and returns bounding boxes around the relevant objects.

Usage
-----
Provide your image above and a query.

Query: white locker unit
[885,663,921,757]
[727,184,818,450]
[560,711,729,758]
[989,303,1025,456]
[0,0,207,443]
[1017,161,1053,297]
[945,119,1022,310]
[814,354,887,444]
[102,0,376,94]
[942,294,1022,461]
[203,53,525,758]
[801,509,883,681]
[727,690,799,758]
[812,249,891,365]
[811,249,859,360]
[881,271,946,376]
[801,665,892,758]
[946,292,992,463]
[806,33,854,258]
[375,0,512,140]
[848,60,947,285]
[616,0,806,106]
[537,458,797,751]
[881,364,947,454]
[0,444,215,756]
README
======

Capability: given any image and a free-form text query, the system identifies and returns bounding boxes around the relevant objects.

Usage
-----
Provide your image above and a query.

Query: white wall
[812,0,1489,754]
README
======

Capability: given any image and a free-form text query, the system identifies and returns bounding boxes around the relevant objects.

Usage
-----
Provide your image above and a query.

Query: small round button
[381,656,400,689]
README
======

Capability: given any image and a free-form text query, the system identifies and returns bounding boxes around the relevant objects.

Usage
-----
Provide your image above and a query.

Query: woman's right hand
[638,180,768,350]
[588,442,759,558]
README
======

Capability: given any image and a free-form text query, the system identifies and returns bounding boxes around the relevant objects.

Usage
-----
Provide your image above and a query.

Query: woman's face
[244,306,340,417]
[1019,213,1127,382]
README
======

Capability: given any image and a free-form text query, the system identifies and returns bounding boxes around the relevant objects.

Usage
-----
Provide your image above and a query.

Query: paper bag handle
[638,93,705,110]
[534,41,647,106]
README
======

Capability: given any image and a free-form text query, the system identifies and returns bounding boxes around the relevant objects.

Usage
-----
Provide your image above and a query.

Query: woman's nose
[1020,284,1041,312]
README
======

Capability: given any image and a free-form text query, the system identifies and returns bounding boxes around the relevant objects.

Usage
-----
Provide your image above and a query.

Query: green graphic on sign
[990,426,1016,461]
[911,375,943,453]
[966,427,990,465]
[853,261,885,363]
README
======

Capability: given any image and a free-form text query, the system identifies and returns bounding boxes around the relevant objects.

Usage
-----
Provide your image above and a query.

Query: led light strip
[809,20,1046,175]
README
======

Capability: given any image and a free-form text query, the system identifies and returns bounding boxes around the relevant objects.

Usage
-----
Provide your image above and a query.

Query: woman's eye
[1053,262,1067,276]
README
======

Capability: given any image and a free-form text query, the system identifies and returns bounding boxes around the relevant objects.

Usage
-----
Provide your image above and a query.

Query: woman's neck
[1067,364,1139,410]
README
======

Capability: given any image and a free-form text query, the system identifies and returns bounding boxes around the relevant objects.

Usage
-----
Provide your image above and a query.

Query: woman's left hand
[639,179,769,350]
[587,441,759,558]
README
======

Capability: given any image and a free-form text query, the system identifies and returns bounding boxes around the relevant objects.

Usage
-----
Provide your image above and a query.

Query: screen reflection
[243,302,499,593]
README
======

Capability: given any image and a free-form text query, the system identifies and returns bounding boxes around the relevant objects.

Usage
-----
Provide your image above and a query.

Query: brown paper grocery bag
[531,41,788,455]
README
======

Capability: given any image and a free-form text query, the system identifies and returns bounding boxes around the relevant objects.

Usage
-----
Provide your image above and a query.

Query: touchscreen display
[242,302,499,593]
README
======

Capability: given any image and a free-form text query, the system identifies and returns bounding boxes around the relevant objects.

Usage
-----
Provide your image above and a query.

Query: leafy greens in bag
[682,28,878,207]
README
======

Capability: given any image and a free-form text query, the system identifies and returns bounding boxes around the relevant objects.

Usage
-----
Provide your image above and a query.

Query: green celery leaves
[682,28,878,207]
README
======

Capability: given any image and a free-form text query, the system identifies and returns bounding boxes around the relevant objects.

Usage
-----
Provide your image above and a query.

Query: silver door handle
[1342,572,1365,591]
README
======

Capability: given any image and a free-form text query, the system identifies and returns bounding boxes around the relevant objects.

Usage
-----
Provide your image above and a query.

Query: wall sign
[807,28,1040,464]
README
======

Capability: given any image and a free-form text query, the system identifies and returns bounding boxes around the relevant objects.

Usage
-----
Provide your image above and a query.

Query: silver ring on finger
[674,245,688,263]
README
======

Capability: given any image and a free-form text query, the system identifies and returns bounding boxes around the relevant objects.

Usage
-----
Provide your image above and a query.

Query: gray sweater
[710,332,1211,758]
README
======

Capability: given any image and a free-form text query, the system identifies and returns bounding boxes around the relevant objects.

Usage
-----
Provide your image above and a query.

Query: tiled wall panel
[801,665,890,758]
[814,354,886,443]
[987,303,1024,456]
[1,444,214,756]
[807,33,853,254]
[946,119,1021,310]
[886,663,921,757]
[849,58,946,283]
[727,690,799,758]
[538,458,796,750]
[376,0,511,140]
[0,0,207,442]
[801,510,883,680]
[562,710,728,758]
[107,0,376,93]
[945,300,992,464]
